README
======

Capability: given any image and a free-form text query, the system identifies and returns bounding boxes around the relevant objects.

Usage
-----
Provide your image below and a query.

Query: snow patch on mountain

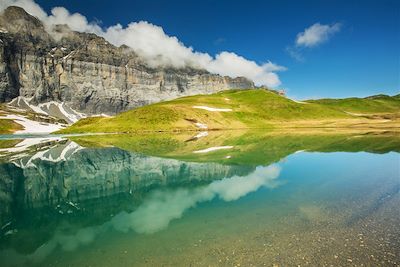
[8,97,87,124]
[0,114,65,133]
[193,106,233,112]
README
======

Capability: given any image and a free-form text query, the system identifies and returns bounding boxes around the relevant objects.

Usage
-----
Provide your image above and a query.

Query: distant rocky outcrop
[0,6,254,116]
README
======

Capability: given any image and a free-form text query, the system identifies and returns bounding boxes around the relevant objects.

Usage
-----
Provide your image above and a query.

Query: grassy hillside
[59,89,400,134]
[0,119,23,134]
[306,94,400,114]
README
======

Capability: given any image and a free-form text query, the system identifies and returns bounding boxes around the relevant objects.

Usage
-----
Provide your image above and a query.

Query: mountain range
[0,6,253,118]
[0,6,398,135]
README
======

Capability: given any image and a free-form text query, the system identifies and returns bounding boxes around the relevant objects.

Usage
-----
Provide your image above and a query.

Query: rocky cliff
[0,6,254,115]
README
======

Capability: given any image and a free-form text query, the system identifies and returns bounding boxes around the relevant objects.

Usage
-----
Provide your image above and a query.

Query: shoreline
[1,125,398,140]
[57,122,400,135]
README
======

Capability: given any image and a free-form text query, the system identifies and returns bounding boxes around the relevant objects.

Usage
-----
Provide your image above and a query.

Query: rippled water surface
[0,131,399,266]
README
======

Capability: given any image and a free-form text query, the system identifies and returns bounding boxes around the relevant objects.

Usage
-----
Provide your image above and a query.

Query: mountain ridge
[0,6,254,116]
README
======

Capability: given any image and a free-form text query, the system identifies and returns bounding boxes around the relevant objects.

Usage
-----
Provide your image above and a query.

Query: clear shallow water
[0,133,399,266]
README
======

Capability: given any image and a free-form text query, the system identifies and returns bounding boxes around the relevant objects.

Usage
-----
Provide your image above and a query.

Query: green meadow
[59,89,400,134]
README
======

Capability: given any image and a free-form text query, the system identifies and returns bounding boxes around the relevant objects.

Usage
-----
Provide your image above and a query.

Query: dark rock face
[0,6,254,115]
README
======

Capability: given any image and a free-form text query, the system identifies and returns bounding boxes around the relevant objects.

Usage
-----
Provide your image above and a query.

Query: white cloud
[46,7,102,34]
[296,23,341,48]
[207,52,286,87]
[102,21,212,69]
[0,0,285,87]
[287,22,341,61]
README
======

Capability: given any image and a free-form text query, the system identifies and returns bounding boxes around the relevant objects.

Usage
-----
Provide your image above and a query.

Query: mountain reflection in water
[0,131,398,266]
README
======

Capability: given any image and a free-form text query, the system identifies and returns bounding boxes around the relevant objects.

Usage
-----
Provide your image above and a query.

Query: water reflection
[0,137,281,265]
[0,131,398,266]
[111,165,281,234]
[0,139,258,263]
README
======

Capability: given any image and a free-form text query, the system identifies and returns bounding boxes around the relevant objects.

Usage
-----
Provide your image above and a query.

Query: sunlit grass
[59,89,400,134]
[0,119,23,134]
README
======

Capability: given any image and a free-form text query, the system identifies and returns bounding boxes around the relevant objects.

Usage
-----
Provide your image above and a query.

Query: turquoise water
[0,134,399,266]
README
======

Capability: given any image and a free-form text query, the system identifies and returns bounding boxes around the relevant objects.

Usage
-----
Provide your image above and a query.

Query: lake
[0,130,399,266]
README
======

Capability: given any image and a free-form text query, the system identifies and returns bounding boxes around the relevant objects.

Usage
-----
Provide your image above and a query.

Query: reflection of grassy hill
[0,138,21,148]
[59,90,400,134]
[70,130,400,166]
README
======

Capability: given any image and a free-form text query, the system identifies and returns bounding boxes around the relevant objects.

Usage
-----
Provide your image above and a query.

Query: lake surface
[0,130,399,266]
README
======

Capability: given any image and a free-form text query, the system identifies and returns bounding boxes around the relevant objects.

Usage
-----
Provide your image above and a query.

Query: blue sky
[33,0,400,99]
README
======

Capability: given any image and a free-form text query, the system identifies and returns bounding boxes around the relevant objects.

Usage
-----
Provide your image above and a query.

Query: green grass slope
[0,119,23,134]
[306,94,400,114]
[59,89,400,134]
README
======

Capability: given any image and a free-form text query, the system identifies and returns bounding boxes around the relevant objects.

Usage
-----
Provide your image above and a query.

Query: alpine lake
[0,129,399,266]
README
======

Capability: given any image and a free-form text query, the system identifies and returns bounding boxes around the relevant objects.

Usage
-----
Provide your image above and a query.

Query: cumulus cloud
[296,23,341,47]
[0,0,285,87]
[207,52,286,87]
[287,22,341,61]
[46,7,102,34]
[102,21,212,69]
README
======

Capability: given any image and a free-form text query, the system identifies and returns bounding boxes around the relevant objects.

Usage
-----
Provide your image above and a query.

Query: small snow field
[92,113,114,118]
[193,106,233,112]
[290,99,309,104]
[8,97,86,124]
[193,146,234,154]
[344,111,367,116]
[194,122,208,129]
[193,131,208,139]
[0,114,64,134]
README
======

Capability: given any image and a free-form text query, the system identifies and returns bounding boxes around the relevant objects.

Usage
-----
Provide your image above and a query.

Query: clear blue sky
[36,0,399,99]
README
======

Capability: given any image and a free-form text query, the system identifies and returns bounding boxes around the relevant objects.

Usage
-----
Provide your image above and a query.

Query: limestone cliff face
[0,6,254,115]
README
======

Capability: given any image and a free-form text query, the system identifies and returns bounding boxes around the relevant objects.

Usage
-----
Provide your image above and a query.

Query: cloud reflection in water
[0,164,281,265]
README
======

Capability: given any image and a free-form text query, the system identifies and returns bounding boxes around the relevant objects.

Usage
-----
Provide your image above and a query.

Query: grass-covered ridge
[306,94,400,114]
[59,89,400,134]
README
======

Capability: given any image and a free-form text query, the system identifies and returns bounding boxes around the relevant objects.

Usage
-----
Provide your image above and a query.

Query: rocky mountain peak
[0,6,254,116]
[0,6,46,35]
